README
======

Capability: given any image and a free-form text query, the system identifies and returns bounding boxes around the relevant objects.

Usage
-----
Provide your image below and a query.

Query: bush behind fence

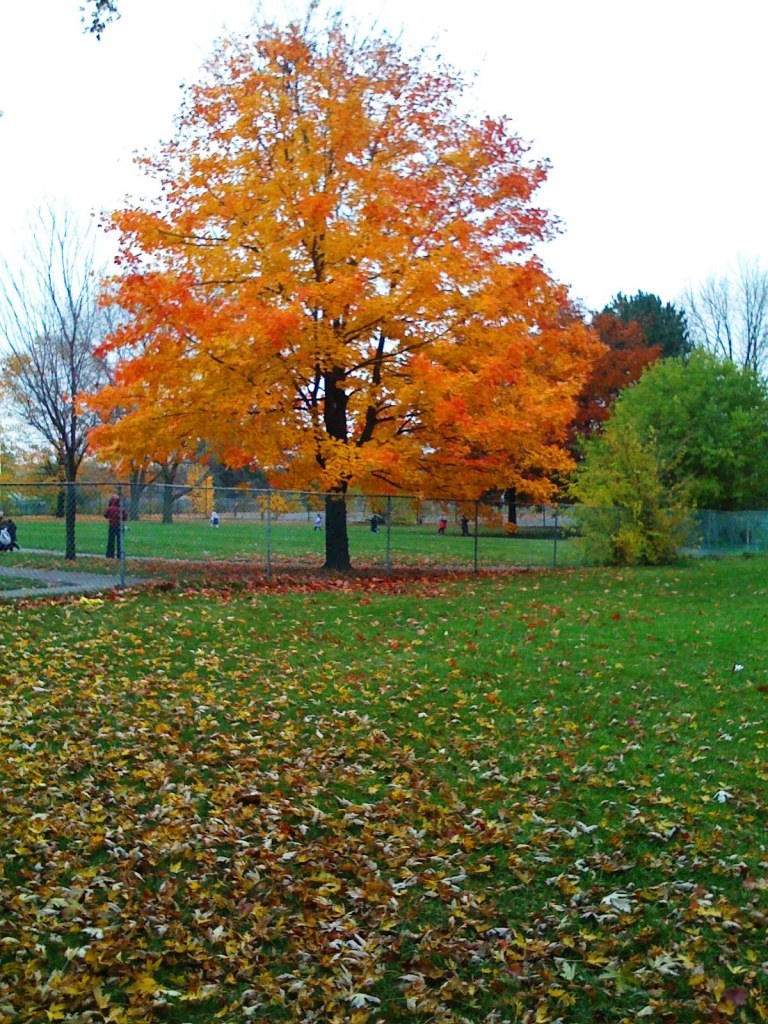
[0,481,766,578]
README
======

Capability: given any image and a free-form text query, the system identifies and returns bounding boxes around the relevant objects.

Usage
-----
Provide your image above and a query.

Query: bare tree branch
[0,206,112,557]
[0,205,110,479]
[81,0,120,39]
[683,259,768,375]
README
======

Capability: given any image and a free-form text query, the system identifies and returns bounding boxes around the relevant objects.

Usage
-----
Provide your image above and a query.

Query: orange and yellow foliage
[188,464,214,516]
[88,15,601,513]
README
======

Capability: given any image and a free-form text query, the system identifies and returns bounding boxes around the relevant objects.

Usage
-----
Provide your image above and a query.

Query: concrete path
[0,565,148,600]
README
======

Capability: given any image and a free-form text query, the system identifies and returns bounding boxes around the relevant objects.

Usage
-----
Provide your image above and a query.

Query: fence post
[473,501,479,573]
[265,489,272,581]
[118,483,126,590]
[385,495,392,576]
[553,508,558,568]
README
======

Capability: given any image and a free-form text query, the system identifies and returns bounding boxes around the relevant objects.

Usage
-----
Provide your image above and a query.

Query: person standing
[314,512,323,530]
[438,516,447,535]
[104,494,126,559]
[460,515,470,536]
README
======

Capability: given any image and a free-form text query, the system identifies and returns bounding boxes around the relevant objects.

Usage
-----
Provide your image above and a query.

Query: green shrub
[571,422,694,565]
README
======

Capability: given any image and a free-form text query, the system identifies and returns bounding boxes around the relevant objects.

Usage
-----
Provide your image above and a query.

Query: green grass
[12,514,579,570]
[1,557,767,1022]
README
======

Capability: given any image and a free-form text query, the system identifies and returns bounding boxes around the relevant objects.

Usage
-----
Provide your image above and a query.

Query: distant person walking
[210,510,220,528]
[104,494,126,559]
[314,513,323,530]
[438,516,447,535]
[460,515,470,536]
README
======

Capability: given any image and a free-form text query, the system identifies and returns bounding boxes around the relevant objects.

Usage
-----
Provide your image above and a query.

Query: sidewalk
[0,565,147,600]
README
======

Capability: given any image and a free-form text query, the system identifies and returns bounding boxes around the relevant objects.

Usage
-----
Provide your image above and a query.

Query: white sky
[0,0,765,311]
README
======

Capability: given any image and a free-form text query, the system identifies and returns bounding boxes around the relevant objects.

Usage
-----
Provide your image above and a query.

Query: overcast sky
[0,0,764,311]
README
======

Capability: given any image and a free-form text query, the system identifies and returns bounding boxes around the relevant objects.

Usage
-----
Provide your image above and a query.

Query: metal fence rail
[0,481,765,583]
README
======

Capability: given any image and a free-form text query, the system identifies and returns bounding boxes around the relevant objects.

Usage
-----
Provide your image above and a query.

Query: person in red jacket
[104,494,126,559]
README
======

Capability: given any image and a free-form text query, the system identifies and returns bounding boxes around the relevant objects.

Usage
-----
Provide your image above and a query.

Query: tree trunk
[129,469,145,521]
[506,488,518,525]
[64,478,77,561]
[324,490,351,570]
[162,484,174,525]
[322,366,352,570]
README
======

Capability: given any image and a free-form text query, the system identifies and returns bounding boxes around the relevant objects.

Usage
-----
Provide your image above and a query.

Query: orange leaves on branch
[88,13,601,522]
[572,311,661,441]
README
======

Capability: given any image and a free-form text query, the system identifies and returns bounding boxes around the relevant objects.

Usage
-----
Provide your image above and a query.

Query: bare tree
[0,206,110,558]
[683,259,768,375]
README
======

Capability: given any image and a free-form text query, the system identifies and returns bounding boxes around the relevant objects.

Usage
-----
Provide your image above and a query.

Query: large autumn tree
[89,13,599,569]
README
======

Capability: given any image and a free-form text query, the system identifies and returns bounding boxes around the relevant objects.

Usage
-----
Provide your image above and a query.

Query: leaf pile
[1,558,767,1022]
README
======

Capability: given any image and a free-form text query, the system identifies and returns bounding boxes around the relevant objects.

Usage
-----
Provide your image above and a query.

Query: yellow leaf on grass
[585,952,609,966]
[93,986,110,1009]
[127,973,161,996]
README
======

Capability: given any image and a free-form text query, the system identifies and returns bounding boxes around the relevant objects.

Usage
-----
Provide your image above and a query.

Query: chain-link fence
[693,509,768,555]
[0,481,765,584]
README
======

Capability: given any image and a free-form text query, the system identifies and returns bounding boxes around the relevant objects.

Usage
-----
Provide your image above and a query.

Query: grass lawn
[1,557,767,1022]
[11,515,579,570]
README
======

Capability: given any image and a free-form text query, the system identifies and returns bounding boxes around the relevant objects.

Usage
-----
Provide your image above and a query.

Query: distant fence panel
[2,481,767,576]
[0,482,124,577]
[694,509,768,555]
